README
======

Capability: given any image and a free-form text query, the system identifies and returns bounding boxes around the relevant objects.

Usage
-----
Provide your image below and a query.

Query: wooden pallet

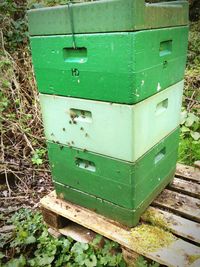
[40,164,200,267]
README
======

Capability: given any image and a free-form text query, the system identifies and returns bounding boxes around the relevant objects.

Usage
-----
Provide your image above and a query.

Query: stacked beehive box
[28,0,189,227]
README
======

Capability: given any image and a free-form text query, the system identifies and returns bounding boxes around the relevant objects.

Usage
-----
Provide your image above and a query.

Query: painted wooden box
[39,81,183,162]
[27,0,188,36]
[30,26,188,104]
[49,127,179,227]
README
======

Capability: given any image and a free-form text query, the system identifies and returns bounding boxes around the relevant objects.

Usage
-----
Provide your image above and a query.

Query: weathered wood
[153,189,200,222]
[40,191,200,267]
[169,177,200,199]
[176,163,200,183]
[194,161,200,169]
[59,223,96,243]
[142,206,200,244]
[121,247,140,267]
[48,227,62,238]
[41,207,68,229]
[0,225,15,233]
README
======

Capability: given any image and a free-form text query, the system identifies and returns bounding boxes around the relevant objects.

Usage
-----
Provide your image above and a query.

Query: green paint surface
[39,82,183,162]
[30,27,188,104]
[48,128,179,210]
[27,0,188,36]
[54,167,174,227]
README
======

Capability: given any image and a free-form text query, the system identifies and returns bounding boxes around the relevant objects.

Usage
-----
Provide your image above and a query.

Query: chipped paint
[157,83,161,92]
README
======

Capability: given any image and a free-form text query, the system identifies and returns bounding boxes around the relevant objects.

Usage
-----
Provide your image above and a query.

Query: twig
[5,170,12,197]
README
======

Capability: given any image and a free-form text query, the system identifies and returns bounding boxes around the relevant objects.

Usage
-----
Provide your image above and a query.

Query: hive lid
[28,0,189,36]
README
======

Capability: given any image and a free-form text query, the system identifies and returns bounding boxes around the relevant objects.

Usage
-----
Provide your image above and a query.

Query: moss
[187,255,200,264]
[141,209,171,231]
[130,224,176,254]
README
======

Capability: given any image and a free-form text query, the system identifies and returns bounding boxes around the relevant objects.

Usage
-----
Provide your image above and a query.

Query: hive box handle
[154,147,166,164]
[156,98,168,115]
[69,108,92,123]
[63,47,87,63]
[75,158,96,172]
[159,40,172,57]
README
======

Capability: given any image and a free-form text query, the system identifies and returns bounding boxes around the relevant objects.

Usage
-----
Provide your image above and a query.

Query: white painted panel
[40,80,183,162]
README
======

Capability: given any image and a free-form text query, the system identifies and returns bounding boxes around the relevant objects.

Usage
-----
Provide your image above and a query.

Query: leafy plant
[179,109,200,165]
[135,256,160,267]
[31,148,47,165]
[0,209,126,267]
[180,109,200,141]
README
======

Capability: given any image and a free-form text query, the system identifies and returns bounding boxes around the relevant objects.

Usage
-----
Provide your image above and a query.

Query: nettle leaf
[185,112,199,127]
[190,131,200,141]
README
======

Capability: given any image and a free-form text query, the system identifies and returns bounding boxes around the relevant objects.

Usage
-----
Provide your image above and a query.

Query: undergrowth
[178,20,200,165]
[0,209,126,267]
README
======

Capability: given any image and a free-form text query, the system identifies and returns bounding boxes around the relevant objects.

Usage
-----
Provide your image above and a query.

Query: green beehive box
[39,81,183,162]
[48,128,179,227]
[27,0,188,36]
[30,26,188,104]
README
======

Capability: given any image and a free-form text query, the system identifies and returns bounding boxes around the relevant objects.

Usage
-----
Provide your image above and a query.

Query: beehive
[28,0,188,226]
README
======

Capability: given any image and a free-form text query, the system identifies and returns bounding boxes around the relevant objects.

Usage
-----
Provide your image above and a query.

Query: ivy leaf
[181,126,190,133]
[190,131,200,141]
[34,255,55,266]
[7,255,26,267]
[185,113,199,127]
[71,242,89,254]
[180,110,188,125]
[74,253,87,266]
[84,254,97,267]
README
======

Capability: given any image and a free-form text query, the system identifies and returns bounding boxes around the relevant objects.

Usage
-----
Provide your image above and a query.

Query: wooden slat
[142,207,200,244]
[153,189,200,222]
[169,177,200,199]
[176,163,200,183]
[191,259,200,267]
[59,223,96,243]
[40,191,200,267]
[194,161,200,169]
